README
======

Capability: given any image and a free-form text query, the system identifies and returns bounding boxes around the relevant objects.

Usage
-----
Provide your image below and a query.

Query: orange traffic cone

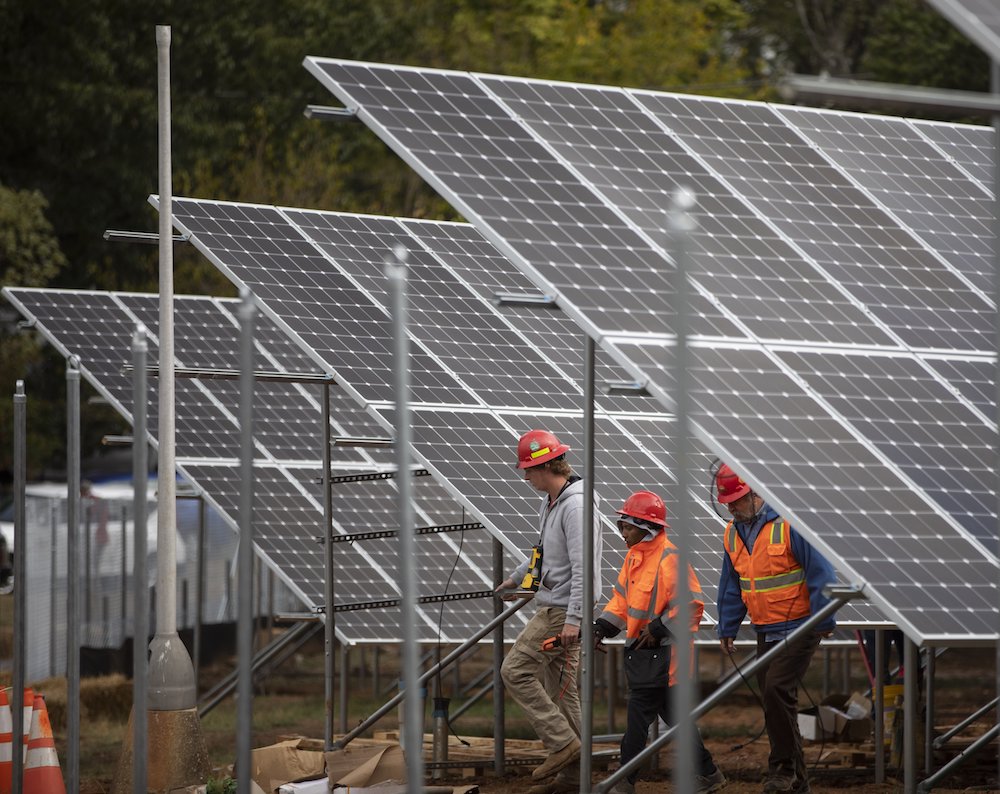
[0,687,35,794]
[23,695,64,794]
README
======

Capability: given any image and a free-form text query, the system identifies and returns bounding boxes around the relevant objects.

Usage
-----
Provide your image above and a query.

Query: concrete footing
[110,707,212,793]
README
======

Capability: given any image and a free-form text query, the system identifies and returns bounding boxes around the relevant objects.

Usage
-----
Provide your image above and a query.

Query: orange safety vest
[723,519,811,625]
[599,532,704,686]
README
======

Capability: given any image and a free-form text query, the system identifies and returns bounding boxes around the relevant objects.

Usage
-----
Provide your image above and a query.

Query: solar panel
[2,286,517,643]
[305,59,1000,644]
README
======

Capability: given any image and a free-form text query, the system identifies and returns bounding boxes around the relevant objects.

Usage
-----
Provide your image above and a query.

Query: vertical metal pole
[66,358,82,792]
[194,496,206,695]
[49,504,57,678]
[991,56,1000,794]
[236,292,256,793]
[387,245,423,792]
[579,336,596,794]
[874,628,885,784]
[841,647,850,693]
[147,24,199,722]
[133,327,149,794]
[121,506,128,647]
[492,538,505,776]
[84,503,92,624]
[668,188,696,794]
[904,637,917,793]
[925,648,935,777]
[12,381,26,794]
[339,643,349,734]
[322,382,334,750]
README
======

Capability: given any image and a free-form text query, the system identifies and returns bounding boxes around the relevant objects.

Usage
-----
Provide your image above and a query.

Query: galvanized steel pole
[67,357,82,792]
[668,188,696,794]
[579,335,596,794]
[386,245,424,792]
[12,381,26,794]
[132,327,149,794]
[236,292,256,793]
[322,382,334,750]
[492,539,506,775]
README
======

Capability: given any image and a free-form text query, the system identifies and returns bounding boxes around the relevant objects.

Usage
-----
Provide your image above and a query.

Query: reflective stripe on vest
[724,519,811,624]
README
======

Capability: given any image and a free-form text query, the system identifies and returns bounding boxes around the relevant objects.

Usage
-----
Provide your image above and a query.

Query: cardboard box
[250,738,326,793]
[797,705,838,740]
[835,693,873,743]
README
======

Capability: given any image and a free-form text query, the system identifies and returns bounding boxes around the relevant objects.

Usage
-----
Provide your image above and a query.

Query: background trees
[0,0,990,483]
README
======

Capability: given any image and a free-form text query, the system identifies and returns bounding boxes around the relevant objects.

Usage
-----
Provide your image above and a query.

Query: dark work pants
[620,683,716,783]
[755,631,822,781]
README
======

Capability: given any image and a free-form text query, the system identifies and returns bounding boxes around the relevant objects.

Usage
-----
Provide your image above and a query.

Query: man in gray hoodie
[495,429,604,792]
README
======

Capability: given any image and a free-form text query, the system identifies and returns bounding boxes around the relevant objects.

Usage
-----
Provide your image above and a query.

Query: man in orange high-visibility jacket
[715,464,836,794]
[594,491,726,794]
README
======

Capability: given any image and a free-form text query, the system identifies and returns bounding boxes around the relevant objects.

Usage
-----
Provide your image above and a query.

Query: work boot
[696,766,727,793]
[532,737,582,780]
[762,773,809,793]
[527,771,579,794]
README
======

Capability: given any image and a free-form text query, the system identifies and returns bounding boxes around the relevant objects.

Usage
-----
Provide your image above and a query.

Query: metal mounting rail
[325,468,430,484]
[317,589,497,614]
[122,363,335,384]
[324,521,484,544]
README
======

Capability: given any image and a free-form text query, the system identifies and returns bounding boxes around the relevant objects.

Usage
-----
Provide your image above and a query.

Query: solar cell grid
[778,107,994,297]
[913,119,993,188]
[637,92,994,353]
[484,77,890,348]
[307,59,741,339]
[285,209,581,410]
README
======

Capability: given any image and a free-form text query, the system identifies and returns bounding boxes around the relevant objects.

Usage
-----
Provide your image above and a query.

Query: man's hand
[560,623,580,647]
[720,637,736,655]
[494,577,517,601]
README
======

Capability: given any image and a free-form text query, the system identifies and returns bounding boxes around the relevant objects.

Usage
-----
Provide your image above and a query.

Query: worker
[594,490,726,794]
[494,429,604,794]
[715,463,836,794]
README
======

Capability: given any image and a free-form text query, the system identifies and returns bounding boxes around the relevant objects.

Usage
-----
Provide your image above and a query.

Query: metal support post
[236,292,256,791]
[194,496,206,694]
[874,628,885,783]
[132,328,149,794]
[580,334,596,794]
[387,245,423,792]
[925,648,935,777]
[492,538,506,775]
[904,637,917,793]
[339,642,349,735]
[67,358,82,792]
[668,188,696,794]
[12,381,26,794]
[322,382,335,750]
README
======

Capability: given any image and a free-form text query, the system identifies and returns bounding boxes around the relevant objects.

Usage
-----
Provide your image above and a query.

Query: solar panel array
[2,287,510,643]
[305,59,1000,644]
[130,200,876,632]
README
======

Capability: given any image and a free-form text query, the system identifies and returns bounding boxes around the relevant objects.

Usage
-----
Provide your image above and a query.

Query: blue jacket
[716,503,836,639]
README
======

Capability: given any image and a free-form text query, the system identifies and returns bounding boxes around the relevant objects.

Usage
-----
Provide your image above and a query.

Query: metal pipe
[132,326,149,794]
[194,496,206,695]
[597,592,854,791]
[991,55,1000,794]
[339,642,349,735]
[236,291,256,792]
[934,697,998,748]
[874,628,885,783]
[66,357,82,792]
[925,646,935,777]
[12,381,26,794]
[579,334,596,794]
[432,697,449,780]
[387,245,423,793]
[334,597,529,749]
[669,187,696,794]
[492,538,506,775]
[917,723,1000,793]
[49,504,57,678]
[904,637,917,793]
[322,381,334,750]
[121,506,128,650]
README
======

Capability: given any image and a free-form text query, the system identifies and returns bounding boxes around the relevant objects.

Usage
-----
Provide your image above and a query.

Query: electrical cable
[434,507,470,747]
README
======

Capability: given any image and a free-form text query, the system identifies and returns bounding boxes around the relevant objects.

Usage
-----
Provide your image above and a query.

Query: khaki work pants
[501,606,581,752]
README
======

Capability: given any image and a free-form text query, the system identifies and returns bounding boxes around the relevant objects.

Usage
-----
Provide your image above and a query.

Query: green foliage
[206,777,238,794]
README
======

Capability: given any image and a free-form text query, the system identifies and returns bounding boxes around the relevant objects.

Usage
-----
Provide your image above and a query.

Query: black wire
[435,508,471,747]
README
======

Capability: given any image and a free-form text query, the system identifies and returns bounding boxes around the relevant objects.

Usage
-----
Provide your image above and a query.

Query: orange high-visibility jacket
[723,519,811,625]
[599,531,704,686]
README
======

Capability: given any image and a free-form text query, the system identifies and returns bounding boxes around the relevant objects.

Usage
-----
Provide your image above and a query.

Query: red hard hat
[618,490,668,527]
[716,463,751,504]
[516,429,570,469]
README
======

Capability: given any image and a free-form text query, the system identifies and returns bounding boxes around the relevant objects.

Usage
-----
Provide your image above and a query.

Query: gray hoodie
[510,477,604,626]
